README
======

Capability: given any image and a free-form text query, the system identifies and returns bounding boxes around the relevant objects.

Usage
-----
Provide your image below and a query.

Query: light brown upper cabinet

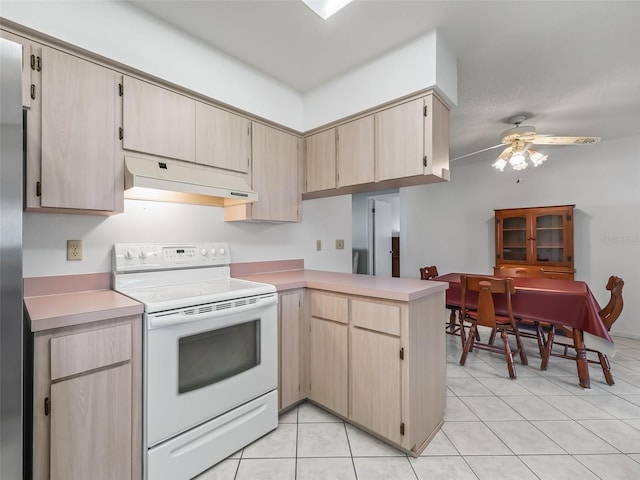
[337,115,375,188]
[225,122,301,222]
[122,75,196,162]
[195,103,251,173]
[0,30,33,108]
[29,46,121,214]
[305,129,336,193]
[376,94,449,182]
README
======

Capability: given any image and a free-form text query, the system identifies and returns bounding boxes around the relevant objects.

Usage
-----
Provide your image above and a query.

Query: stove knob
[219,247,226,255]
[139,250,148,259]
[201,248,208,256]
[124,249,135,259]
[210,248,217,256]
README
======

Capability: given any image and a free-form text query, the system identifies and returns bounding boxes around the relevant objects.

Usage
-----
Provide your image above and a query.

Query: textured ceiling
[128,0,640,163]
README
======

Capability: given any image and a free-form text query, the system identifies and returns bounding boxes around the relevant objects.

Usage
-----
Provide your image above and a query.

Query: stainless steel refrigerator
[0,37,24,480]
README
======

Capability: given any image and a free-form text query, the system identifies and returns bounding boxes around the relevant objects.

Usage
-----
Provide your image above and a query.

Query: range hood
[124,156,257,206]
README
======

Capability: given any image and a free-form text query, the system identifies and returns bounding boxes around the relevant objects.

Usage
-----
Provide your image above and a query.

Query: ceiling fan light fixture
[529,149,548,167]
[492,158,508,171]
[508,151,528,170]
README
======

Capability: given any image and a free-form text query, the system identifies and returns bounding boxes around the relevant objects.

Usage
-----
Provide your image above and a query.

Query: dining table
[436,273,613,388]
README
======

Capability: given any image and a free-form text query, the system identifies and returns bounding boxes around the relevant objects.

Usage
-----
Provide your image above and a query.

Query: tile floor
[195,331,640,479]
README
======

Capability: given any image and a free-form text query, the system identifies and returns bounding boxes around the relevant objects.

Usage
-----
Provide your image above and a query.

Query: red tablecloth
[437,273,611,342]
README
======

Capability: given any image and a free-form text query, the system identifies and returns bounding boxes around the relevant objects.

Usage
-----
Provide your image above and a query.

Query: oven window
[178,319,260,394]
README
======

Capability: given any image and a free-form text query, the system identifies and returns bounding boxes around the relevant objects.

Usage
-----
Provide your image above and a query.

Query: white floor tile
[575,454,640,480]
[501,395,569,420]
[278,407,298,424]
[520,454,600,480]
[464,455,539,480]
[410,455,476,480]
[296,457,357,480]
[193,459,239,480]
[485,420,564,455]
[475,376,533,396]
[446,377,494,396]
[235,458,296,480]
[443,396,480,422]
[531,420,618,454]
[442,421,511,455]
[459,396,524,421]
[298,402,343,423]
[516,376,573,395]
[581,394,640,418]
[578,419,640,453]
[297,422,351,457]
[419,429,459,456]
[352,456,417,480]
[345,423,405,457]
[242,423,297,458]
[539,394,613,419]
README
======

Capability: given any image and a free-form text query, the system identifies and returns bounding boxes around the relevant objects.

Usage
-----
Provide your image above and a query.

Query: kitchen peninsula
[233,262,448,457]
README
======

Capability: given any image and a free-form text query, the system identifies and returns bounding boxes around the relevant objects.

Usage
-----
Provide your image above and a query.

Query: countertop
[24,289,144,332]
[234,269,447,302]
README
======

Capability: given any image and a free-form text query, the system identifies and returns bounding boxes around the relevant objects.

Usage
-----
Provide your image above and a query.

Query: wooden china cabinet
[493,205,575,280]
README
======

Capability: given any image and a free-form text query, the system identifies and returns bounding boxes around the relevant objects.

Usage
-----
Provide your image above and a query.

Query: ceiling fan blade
[530,136,601,145]
[450,143,504,162]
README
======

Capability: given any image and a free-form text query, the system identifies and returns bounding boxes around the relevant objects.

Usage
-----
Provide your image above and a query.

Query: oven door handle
[148,294,278,329]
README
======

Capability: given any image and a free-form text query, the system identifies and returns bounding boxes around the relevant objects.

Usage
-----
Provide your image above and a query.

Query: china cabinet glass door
[500,214,528,262]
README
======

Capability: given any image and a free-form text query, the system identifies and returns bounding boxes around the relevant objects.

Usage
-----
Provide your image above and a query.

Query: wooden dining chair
[541,276,624,385]
[459,275,528,378]
[420,266,472,345]
[495,265,548,358]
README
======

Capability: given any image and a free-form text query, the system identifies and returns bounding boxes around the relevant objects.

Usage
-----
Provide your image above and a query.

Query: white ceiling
[129,0,640,162]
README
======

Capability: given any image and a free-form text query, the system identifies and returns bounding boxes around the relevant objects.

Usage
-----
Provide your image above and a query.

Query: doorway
[352,191,399,276]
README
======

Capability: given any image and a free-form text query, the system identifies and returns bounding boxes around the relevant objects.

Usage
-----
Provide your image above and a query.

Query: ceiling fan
[454,115,601,171]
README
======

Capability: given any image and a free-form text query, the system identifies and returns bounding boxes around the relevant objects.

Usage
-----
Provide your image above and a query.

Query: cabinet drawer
[351,299,400,336]
[543,271,575,280]
[50,324,132,381]
[310,292,349,324]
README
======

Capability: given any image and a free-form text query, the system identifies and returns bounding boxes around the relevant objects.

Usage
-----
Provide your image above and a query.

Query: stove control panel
[113,242,231,272]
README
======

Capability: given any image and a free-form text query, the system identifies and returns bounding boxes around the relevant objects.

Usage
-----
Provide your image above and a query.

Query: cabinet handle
[36,56,42,72]
[30,54,36,70]
[30,84,36,100]
[44,397,50,416]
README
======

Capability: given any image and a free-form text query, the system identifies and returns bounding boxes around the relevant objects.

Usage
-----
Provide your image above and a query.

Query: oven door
[145,293,277,447]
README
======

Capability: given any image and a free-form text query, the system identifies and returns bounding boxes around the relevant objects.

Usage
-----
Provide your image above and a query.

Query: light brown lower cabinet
[279,290,303,411]
[305,289,445,456]
[32,316,142,480]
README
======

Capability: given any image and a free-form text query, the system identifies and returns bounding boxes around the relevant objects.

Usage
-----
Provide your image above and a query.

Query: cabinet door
[376,97,425,181]
[251,122,299,221]
[350,327,402,444]
[0,31,33,108]
[279,290,302,410]
[195,102,250,173]
[496,210,531,264]
[532,207,573,267]
[50,364,132,480]
[122,75,195,162]
[40,46,118,211]
[308,317,348,417]
[337,116,374,187]
[305,129,336,192]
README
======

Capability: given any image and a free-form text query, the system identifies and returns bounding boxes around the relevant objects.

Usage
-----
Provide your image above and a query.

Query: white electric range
[113,242,278,480]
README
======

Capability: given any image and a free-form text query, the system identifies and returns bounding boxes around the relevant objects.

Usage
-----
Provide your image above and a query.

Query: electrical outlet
[335,239,345,250]
[67,240,83,261]
[316,240,321,251]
